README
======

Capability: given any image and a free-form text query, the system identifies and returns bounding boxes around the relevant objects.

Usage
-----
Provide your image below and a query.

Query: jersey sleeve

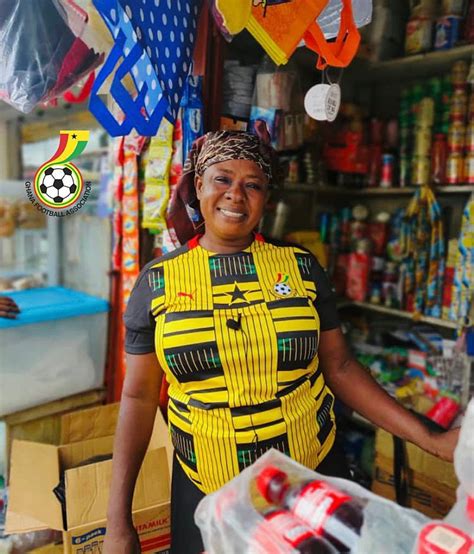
[311,257,340,332]
[123,264,156,355]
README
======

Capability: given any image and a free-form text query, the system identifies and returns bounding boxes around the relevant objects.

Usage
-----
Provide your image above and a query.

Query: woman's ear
[195,175,204,199]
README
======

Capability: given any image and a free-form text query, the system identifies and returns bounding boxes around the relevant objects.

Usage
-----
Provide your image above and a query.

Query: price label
[304,84,330,121]
[325,83,341,122]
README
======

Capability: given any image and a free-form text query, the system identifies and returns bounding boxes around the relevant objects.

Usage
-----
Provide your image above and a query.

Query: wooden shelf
[337,299,459,330]
[282,183,318,193]
[354,44,474,83]
[314,185,474,197]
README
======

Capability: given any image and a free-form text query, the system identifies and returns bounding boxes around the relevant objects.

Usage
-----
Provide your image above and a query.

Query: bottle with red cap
[250,507,337,554]
[257,466,364,552]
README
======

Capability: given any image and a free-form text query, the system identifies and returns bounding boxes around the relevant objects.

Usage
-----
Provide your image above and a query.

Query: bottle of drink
[257,466,364,552]
[250,507,337,554]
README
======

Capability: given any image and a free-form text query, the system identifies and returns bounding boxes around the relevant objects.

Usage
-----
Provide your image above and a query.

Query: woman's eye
[246,183,262,191]
[215,176,230,184]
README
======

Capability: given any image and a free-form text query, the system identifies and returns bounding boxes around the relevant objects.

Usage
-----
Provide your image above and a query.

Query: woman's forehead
[205,159,267,179]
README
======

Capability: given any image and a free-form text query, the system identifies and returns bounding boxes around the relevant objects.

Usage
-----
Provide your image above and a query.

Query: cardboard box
[372,454,456,519]
[372,429,458,518]
[6,403,173,553]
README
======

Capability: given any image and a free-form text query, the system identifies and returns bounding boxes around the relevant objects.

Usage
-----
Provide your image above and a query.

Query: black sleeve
[124,264,156,355]
[311,256,340,332]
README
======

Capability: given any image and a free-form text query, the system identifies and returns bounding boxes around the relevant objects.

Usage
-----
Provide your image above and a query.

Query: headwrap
[167,120,280,245]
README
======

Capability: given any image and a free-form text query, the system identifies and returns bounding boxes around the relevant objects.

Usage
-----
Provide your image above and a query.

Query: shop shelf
[354,44,474,83]
[314,185,474,196]
[337,299,459,330]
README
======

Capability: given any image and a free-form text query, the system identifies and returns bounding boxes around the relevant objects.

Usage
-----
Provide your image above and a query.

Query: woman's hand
[422,427,460,462]
[103,522,141,554]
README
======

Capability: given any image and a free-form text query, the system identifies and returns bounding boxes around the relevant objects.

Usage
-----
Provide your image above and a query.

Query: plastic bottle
[251,507,338,554]
[257,466,364,552]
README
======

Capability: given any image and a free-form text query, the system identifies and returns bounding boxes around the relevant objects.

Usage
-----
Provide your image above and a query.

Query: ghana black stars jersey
[124,234,340,494]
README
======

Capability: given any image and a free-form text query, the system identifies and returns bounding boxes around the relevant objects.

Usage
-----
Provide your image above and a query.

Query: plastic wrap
[318,0,373,39]
[0,0,103,113]
[195,449,429,554]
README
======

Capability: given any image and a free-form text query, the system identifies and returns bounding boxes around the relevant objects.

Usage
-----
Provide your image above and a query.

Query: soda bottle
[257,466,364,552]
[250,507,337,554]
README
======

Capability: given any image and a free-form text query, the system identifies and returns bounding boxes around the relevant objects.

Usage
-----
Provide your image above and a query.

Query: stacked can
[412,93,434,186]
[464,65,474,184]
[447,61,469,184]
[399,87,413,187]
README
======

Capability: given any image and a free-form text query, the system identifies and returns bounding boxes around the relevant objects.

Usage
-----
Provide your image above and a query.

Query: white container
[0,287,109,416]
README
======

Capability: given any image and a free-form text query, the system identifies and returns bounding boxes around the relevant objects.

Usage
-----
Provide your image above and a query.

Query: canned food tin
[450,86,468,121]
[451,60,469,84]
[417,98,435,127]
[412,156,431,186]
[405,17,433,54]
[463,152,474,184]
[465,123,474,152]
[400,155,411,187]
[434,16,462,50]
[448,122,466,152]
[414,127,433,156]
[442,0,467,16]
[446,152,464,184]
[380,154,395,188]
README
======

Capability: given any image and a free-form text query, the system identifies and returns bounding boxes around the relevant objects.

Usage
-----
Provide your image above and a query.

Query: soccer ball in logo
[39,166,78,205]
[273,282,292,297]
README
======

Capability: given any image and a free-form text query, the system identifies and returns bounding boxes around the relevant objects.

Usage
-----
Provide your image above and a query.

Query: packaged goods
[405,17,433,54]
[431,133,448,185]
[434,16,462,50]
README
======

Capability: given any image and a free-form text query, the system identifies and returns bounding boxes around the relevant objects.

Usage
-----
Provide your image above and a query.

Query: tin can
[405,17,433,54]
[434,16,462,50]
[446,152,464,183]
[414,127,432,156]
[463,151,474,184]
[412,156,431,185]
[447,121,466,152]
[319,212,331,243]
[450,86,468,122]
[400,155,411,187]
[451,60,469,84]
[442,0,466,16]
[465,122,474,152]
[417,98,435,127]
[431,133,448,185]
[380,154,395,188]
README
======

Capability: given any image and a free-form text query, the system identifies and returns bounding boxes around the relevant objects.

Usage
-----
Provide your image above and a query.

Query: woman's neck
[198,233,254,254]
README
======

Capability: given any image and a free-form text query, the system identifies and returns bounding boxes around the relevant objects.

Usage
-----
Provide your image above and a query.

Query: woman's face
[195,159,269,245]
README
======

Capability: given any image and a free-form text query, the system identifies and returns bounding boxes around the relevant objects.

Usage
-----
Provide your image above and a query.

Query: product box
[6,403,172,553]
[372,428,457,518]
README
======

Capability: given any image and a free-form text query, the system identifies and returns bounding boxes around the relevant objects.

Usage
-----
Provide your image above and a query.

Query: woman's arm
[104,352,163,554]
[318,327,459,461]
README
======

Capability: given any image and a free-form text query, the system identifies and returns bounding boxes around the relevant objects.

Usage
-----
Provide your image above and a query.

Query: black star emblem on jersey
[227,282,249,304]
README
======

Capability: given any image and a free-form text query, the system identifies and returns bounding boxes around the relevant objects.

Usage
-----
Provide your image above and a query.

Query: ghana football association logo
[25,130,92,216]
[273,273,293,297]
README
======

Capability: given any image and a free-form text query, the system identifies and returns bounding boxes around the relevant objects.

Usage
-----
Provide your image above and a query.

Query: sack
[0,0,103,113]
[246,0,360,69]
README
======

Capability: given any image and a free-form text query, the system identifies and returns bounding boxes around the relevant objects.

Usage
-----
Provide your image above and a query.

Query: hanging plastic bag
[0,0,103,113]
[90,0,202,137]
[317,0,372,39]
[246,0,360,70]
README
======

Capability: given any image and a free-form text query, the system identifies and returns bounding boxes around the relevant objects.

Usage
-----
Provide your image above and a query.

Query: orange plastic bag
[247,0,360,69]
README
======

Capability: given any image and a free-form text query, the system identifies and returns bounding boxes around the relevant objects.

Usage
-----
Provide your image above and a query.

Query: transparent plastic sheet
[317,0,372,39]
[0,0,103,113]
[195,449,429,554]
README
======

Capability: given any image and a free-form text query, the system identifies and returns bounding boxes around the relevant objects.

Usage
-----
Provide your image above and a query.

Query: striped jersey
[124,234,340,494]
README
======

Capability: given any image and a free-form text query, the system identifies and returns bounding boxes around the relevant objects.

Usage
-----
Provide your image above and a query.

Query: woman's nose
[225,181,245,201]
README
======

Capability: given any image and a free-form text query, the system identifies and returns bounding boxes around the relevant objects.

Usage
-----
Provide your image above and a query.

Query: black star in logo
[72,133,77,139]
[227,282,249,304]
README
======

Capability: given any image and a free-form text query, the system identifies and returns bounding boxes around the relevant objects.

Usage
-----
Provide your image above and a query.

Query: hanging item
[449,194,474,326]
[400,186,445,319]
[0,0,103,113]
[245,0,360,69]
[90,0,202,136]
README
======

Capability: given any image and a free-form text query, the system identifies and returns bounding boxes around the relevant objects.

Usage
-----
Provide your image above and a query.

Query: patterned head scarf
[167,121,280,244]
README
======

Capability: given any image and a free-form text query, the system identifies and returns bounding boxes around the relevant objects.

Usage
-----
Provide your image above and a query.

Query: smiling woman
[103,124,460,554]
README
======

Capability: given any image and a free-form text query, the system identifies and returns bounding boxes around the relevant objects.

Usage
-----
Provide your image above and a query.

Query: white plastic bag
[318,0,373,39]
[195,449,429,554]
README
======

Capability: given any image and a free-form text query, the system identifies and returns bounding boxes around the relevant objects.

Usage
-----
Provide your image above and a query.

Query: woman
[104,126,459,554]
